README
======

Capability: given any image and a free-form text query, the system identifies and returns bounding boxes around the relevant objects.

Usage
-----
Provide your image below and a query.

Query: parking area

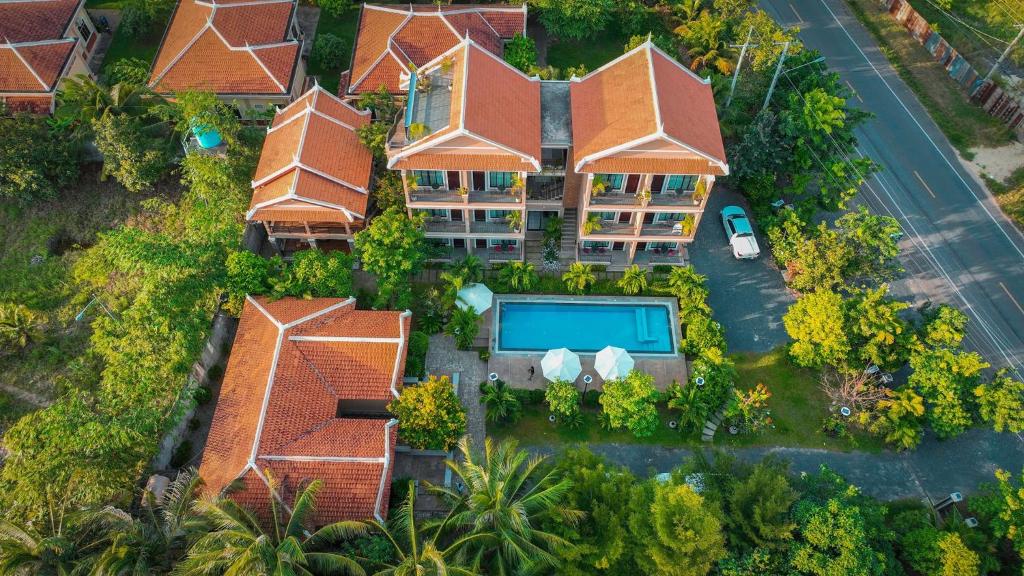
[688,187,794,353]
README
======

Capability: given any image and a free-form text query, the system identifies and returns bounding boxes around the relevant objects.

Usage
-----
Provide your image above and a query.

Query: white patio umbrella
[541,348,582,382]
[456,283,494,313]
[594,346,634,380]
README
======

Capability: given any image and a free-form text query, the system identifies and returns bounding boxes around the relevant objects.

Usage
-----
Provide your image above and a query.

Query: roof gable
[0,39,76,93]
[0,0,80,42]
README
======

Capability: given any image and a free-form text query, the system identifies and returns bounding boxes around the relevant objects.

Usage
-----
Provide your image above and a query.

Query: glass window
[488,172,513,189]
[665,175,698,192]
[419,208,449,219]
[488,239,518,248]
[583,241,610,249]
[647,242,678,251]
[654,213,685,223]
[77,18,92,42]
[599,212,617,221]
[413,170,444,188]
[597,174,624,191]
[487,210,510,220]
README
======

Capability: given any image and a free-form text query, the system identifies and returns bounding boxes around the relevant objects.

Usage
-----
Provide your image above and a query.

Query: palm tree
[84,468,208,575]
[505,211,523,232]
[175,476,367,576]
[582,214,603,235]
[0,302,42,352]
[675,11,735,74]
[55,75,160,133]
[445,306,480,350]
[674,0,702,24]
[498,261,538,293]
[428,438,583,575]
[661,266,711,316]
[562,262,596,295]
[0,488,99,575]
[617,265,649,295]
[369,482,483,576]
[479,379,521,424]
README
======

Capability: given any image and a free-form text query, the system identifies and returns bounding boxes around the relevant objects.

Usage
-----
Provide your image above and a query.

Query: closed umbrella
[595,346,634,380]
[456,283,494,313]
[541,348,582,382]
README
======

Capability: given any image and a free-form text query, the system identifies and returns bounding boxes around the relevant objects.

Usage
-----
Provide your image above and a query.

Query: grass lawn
[985,167,1024,230]
[99,14,171,79]
[0,391,35,438]
[308,8,361,95]
[845,0,1013,157]
[546,27,633,73]
[492,348,878,453]
[0,165,180,400]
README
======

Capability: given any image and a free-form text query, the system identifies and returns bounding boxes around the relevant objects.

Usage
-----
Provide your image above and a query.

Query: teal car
[720,206,760,260]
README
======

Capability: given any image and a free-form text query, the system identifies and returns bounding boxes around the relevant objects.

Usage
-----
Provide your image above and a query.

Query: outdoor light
[839,406,852,417]
[583,374,593,384]
[668,420,678,429]
[695,376,705,387]
[548,415,557,423]
[488,372,498,382]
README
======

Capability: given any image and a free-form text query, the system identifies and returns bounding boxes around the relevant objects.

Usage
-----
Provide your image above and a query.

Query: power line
[920,0,1012,47]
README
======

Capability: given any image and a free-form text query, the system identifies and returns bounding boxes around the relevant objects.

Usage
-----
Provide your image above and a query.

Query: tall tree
[908,346,987,438]
[429,438,582,576]
[784,290,850,369]
[790,499,885,576]
[974,369,1024,433]
[726,461,798,550]
[634,481,727,576]
[354,207,426,309]
[599,370,661,438]
[845,285,912,370]
[530,0,615,40]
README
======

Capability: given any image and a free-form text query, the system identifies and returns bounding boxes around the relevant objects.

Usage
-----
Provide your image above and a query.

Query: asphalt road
[690,187,793,352]
[759,0,1024,382]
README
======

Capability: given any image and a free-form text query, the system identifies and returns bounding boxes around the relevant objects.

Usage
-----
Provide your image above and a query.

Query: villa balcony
[428,244,522,263]
[648,190,703,207]
[587,221,637,237]
[634,248,688,267]
[639,222,694,239]
[408,188,522,205]
[470,220,519,235]
[423,219,466,234]
[588,193,640,207]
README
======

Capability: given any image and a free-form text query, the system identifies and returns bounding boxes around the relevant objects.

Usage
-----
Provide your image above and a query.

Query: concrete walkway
[425,333,487,449]
[530,427,1024,502]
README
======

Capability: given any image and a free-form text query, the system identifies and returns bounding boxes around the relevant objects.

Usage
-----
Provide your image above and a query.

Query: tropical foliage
[599,370,660,438]
[355,207,426,309]
[387,375,466,451]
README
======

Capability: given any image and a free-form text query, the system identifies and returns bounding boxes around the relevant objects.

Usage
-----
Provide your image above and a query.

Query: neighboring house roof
[0,0,81,94]
[248,85,373,224]
[570,40,729,176]
[387,39,541,173]
[148,0,300,96]
[346,3,526,95]
[199,296,411,524]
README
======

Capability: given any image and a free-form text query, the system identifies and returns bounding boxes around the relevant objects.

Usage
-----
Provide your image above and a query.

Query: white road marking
[913,170,937,199]
[1000,282,1024,318]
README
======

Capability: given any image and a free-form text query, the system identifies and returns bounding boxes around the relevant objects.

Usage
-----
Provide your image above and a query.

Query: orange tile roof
[583,156,727,176]
[570,42,728,175]
[347,3,526,95]
[0,0,79,42]
[148,0,300,96]
[0,0,79,94]
[386,41,541,173]
[248,86,373,224]
[199,296,411,523]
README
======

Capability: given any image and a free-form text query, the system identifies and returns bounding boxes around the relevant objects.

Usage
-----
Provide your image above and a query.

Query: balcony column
[627,240,638,265]
[343,218,352,236]
[464,209,470,234]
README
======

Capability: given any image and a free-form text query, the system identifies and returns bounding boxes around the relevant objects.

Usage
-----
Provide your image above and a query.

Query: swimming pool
[494,296,678,355]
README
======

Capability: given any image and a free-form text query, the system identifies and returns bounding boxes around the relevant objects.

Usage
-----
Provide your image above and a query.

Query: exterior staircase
[560,208,577,260]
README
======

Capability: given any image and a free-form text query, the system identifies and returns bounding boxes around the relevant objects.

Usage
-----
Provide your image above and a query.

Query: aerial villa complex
[383,37,729,270]
[0,0,99,113]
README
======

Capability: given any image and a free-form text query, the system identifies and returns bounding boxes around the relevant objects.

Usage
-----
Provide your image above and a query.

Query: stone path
[529,427,1024,503]
[0,383,49,408]
[701,407,726,442]
[425,333,486,449]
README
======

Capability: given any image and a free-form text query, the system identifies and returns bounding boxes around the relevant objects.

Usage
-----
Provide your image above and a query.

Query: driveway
[689,187,794,352]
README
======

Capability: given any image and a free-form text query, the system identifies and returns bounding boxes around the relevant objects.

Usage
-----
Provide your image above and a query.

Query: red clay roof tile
[0,0,79,42]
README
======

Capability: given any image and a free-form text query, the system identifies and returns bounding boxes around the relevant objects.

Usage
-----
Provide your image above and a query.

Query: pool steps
[635,309,659,343]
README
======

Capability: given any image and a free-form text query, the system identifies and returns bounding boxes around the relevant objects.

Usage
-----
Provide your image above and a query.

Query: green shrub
[545,379,581,421]
[225,250,271,314]
[193,385,212,406]
[409,330,428,356]
[0,115,80,202]
[290,249,354,297]
[504,33,537,73]
[312,33,347,69]
[599,370,660,438]
[316,0,352,17]
[388,375,466,450]
[170,439,193,468]
[583,389,601,407]
[106,57,151,86]
[481,379,522,424]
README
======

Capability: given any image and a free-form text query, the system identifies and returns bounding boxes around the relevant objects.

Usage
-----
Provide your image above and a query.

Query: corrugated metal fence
[879,0,1024,138]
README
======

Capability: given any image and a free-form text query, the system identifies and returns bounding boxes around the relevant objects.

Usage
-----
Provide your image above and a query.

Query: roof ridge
[645,44,663,135]
[149,8,214,88]
[4,42,51,90]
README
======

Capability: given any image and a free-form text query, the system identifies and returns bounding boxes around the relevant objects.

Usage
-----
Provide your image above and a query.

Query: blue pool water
[496,300,675,354]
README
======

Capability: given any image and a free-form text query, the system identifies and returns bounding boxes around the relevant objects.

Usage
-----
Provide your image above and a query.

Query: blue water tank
[191,123,222,149]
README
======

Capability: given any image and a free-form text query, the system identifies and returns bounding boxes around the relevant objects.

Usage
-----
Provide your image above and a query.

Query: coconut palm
[582,214,603,235]
[498,261,538,293]
[444,306,481,350]
[369,482,483,576]
[675,11,735,74]
[55,75,160,132]
[0,302,42,352]
[175,476,367,576]
[662,266,711,316]
[83,468,208,575]
[617,265,649,295]
[479,379,521,424]
[505,211,523,232]
[561,262,596,295]
[0,488,100,575]
[428,438,583,576]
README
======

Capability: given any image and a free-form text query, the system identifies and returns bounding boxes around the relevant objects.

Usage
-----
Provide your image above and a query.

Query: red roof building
[148,0,304,111]
[248,85,373,252]
[345,3,526,96]
[199,296,411,523]
[0,0,99,113]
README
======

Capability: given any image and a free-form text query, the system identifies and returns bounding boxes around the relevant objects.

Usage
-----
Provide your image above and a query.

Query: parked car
[720,206,760,260]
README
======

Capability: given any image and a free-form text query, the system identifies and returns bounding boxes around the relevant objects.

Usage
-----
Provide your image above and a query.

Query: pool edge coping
[488,294,681,358]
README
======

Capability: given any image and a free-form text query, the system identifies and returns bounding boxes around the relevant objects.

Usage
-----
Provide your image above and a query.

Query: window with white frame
[647,242,678,251]
[664,175,698,193]
[77,18,92,42]
[598,211,617,221]
[582,241,610,249]
[488,239,518,248]
[596,173,624,191]
[653,213,685,223]
[488,172,513,189]
[486,209,511,221]
[413,170,445,188]
[418,208,449,220]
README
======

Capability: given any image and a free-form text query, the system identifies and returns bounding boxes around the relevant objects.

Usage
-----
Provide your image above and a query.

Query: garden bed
[308,8,361,95]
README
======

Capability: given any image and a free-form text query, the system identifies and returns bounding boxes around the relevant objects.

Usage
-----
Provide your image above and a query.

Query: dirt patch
[967,142,1024,183]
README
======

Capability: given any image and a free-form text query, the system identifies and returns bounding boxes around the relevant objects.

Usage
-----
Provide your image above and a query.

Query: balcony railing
[579,249,629,267]
[648,190,702,207]
[470,220,518,235]
[639,222,693,238]
[634,248,687,266]
[469,189,521,203]
[589,192,638,207]
[422,219,466,234]
[428,244,522,262]
[586,221,636,236]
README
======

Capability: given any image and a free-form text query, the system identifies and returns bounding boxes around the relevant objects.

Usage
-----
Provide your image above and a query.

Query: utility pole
[762,41,790,112]
[726,26,754,108]
[983,25,1024,83]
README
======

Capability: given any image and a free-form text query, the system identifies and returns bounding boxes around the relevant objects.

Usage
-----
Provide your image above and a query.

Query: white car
[721,206,760,260]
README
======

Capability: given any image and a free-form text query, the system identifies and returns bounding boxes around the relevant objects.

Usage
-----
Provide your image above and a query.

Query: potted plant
[440,56,455,75]
[692,179,707,204]
[456,186,469,197]
[635,188,651,206]
[591,175,608,197]
[510,173,526,196]
[583,213,603,235]
[408,122,430,140]
[506,210,523,232]
[679,214,695,236]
